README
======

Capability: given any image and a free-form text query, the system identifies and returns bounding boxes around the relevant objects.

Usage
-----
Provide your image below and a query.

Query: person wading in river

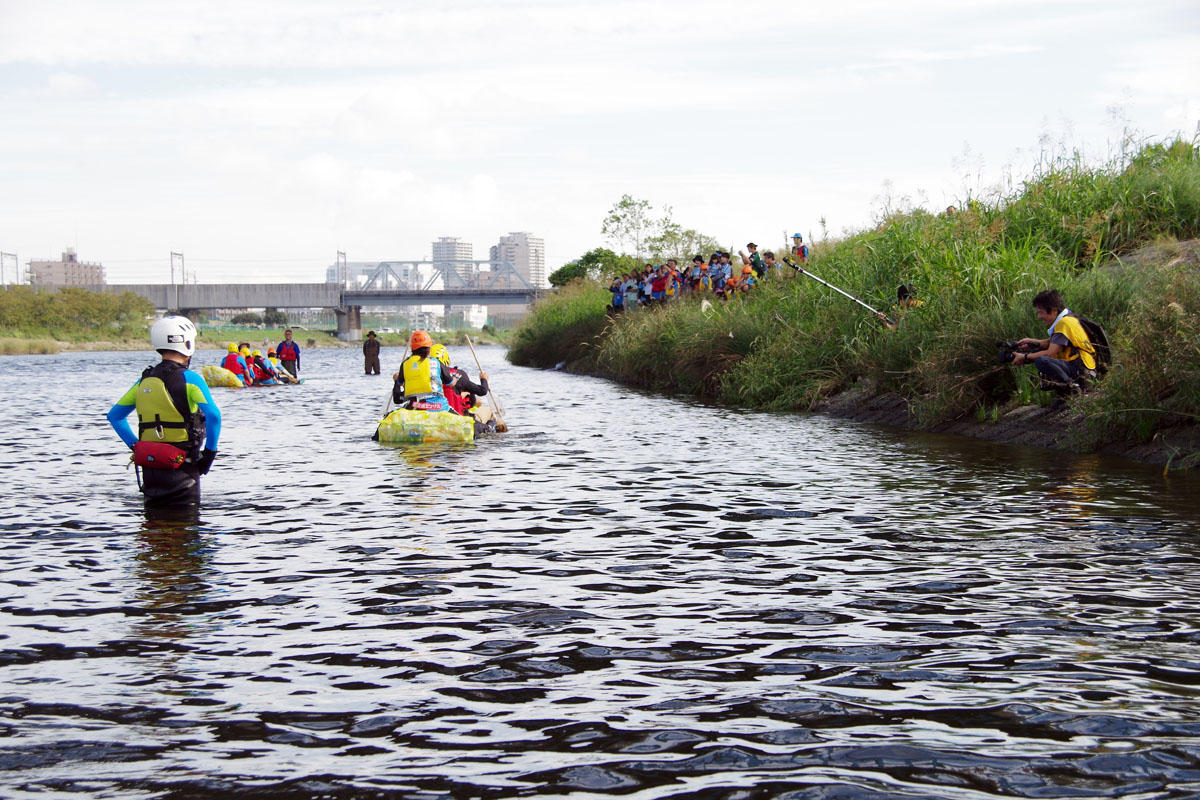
[363,331,381,375]
[106,316,222,507]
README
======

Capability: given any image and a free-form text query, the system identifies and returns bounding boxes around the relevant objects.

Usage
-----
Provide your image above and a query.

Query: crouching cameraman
[1006,289,1097,399]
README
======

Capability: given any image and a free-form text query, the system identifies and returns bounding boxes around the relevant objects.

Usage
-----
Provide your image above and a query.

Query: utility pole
[0,252,16,286]
[171,252,184,284]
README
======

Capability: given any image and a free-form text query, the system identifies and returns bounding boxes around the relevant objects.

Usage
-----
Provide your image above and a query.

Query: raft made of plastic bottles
[377,408,474,444]
[200,365,245,389]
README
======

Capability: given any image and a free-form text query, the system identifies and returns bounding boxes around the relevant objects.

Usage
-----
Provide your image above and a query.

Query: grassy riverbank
[508,137,1200,465]
[0,282,510,355]
[0,286,153,349]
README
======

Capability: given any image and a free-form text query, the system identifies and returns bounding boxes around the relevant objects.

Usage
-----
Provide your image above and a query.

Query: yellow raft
[377,408,474,444]
[200,364,244,389]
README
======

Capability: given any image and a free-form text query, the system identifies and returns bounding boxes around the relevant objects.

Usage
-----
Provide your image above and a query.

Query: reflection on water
[0,347,1198,798]
[130,507,213,642]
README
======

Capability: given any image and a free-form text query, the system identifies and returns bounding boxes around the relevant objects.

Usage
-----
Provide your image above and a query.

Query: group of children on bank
[386,330,497,434]
[608,234,811,312]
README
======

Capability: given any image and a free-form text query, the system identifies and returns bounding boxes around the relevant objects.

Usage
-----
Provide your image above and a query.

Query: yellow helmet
[240,346,251,356]
[430,344,450,366]
[252,349,262,357]
[227,343,238,353]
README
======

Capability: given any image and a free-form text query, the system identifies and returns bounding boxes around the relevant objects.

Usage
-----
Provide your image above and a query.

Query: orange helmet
[742,265,753,274]
[410,330,432,350]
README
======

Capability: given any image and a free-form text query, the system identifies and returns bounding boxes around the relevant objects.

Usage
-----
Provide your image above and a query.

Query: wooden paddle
[465,335,507,433]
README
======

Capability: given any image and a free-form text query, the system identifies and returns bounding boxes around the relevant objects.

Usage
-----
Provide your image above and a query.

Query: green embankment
[0,286,154,350]
[0,286,510,354]
[508,137,1200,456]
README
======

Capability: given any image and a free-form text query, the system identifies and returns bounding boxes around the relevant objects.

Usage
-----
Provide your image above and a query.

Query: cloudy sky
[1,0,1196,284]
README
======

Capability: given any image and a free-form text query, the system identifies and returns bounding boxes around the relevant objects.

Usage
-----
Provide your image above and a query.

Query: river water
[1,346,1198,799]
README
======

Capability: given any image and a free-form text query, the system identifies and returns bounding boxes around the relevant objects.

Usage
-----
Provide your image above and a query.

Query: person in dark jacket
[363,331,381,375]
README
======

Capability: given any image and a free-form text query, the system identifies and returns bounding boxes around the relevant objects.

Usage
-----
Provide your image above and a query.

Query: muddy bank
[815,379,1200,468]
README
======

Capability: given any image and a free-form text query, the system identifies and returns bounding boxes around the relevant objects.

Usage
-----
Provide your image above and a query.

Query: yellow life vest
[135,363,193,445]
[1053,315,1097,371]
[401,355,442,398]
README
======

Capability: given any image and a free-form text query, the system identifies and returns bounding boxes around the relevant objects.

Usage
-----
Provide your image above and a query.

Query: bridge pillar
[335,306,362,341]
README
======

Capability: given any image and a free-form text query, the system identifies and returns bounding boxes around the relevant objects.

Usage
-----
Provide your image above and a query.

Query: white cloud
[0,0,1196,282]
[45,71,91,95]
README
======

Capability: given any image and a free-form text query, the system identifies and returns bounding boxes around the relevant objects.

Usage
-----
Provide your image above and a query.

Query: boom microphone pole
[783,258,894,327]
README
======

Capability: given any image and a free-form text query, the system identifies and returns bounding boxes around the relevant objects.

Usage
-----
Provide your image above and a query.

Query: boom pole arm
[783,259,894,327]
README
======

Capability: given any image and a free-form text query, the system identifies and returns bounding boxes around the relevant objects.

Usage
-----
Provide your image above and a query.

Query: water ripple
[0,348,1198,797]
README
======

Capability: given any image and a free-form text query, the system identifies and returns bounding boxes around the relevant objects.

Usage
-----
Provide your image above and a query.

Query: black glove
[197,449,217,475]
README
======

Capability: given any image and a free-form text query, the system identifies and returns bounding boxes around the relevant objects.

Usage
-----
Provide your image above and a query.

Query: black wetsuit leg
[141,464,201,507]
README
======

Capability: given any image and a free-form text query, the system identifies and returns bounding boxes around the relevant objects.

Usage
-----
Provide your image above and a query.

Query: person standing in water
[276,329,301,378]
[363,331,381,375]
[107,316,222,507]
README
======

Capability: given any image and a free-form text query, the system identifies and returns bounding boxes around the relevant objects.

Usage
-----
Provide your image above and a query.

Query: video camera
[996,340,1039,363]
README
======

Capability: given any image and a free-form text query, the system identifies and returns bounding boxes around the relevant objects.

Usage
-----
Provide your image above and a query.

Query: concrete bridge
[89,283,540,340]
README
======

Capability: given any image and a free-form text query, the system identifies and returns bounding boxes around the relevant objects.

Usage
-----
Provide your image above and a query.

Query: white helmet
[150,315,197,358]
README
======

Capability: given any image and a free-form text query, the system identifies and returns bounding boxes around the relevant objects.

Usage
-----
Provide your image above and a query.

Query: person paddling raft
[430,344,497,434]
[221,342,253,387]
[249,350,278,385]
[391,330,454,411]
[267,349,299,384]
[106,316,222,507]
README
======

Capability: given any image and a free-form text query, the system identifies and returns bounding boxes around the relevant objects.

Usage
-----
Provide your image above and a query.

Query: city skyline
[7,228,545,287]
[1,1,1196,285]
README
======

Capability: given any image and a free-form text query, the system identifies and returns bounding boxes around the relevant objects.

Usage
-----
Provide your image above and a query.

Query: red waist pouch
[133,441,187,469]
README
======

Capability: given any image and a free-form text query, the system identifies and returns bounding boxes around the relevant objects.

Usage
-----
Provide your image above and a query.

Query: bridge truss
[356,259,534,294]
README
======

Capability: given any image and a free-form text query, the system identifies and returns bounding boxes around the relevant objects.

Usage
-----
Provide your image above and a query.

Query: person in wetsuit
[107,316,222,507]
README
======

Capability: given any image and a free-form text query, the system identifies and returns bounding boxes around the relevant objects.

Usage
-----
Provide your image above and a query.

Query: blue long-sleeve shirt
[107,367,222,450]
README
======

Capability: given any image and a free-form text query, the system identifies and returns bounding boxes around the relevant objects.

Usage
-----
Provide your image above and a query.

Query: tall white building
[489,232,545,288]
[432,236,473,285]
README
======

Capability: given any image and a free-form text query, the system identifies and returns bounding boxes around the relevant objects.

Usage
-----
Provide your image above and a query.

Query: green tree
[579,247,639,277]
[548,262,590,287]
[231,312,263,326]
[263,308,288,327]
[551,248,640,287]
[602,194,654,259]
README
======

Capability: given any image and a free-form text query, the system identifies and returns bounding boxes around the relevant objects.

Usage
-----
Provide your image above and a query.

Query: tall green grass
[508,136,1200,451]
[0,337,60,355]
[507,280,611,369]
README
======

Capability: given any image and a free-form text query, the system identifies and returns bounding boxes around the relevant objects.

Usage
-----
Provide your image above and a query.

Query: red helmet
[410,330,432,350]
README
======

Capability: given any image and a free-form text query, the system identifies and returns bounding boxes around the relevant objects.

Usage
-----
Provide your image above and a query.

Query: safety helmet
[252,349,262,357]
[430,344,450,366]
[240,346,251,356]
[227,342,238,353]
[267,349,276,357]
[410,330,432,350]
[150,315,197,358]
[742,265,753,274]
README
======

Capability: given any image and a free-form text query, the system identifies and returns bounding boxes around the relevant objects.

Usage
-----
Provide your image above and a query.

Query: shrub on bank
[507,280,610,369]
[0,286,153,342]
[507,136,1200,449]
